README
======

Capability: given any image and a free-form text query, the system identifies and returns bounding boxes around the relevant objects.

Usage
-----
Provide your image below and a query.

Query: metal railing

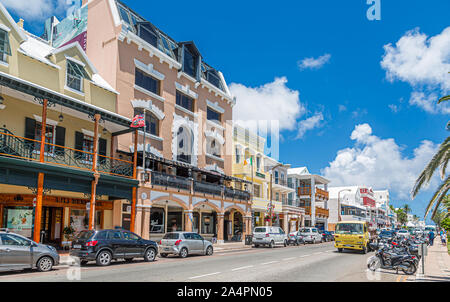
[150,171,191,191]
[224,186,250,201]
[194,181,223,197]
[0,130,133,178]
[297,186,329,199]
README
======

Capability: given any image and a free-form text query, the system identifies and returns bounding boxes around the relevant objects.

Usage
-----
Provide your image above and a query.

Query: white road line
[261,261,279,265]
[188,272,221,280]
[283,257,296,261]
[299,254,311,258]
[314,252,323,255]
[231,265,254,271]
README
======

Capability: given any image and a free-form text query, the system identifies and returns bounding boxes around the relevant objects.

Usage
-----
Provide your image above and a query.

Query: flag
[243,157,252,166]
[131,114,145,128]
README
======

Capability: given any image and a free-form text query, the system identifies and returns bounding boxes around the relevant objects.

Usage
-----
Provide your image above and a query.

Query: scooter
[367,243,417,275]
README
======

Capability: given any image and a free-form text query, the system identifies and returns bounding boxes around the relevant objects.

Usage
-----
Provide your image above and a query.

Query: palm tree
[412,92,450,218]
[403,204,411,214]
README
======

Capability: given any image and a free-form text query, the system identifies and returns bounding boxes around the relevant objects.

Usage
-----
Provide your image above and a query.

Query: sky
[3,0,449,222]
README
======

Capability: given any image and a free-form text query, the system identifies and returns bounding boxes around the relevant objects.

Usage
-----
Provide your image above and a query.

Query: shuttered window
[0,29,11,63]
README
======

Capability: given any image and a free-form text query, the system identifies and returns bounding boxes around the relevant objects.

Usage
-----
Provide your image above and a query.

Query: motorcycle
[367,242,417,275]
[287,232,306,246]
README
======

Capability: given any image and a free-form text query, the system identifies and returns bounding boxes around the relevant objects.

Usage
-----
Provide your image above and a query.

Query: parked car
[378,230,395,241]
[287,231,306,246]
[252,226,288,248]
[0,230,60,272]
[322,231,334,242]
[69,229,158,266]
[299,227,323,244]
[396,229,411,238]
[158,232,213,258]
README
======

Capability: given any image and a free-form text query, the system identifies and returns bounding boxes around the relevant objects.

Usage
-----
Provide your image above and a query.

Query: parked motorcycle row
[367,234,428,275]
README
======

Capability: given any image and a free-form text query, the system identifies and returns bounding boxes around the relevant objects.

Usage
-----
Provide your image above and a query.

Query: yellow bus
[334,221,372,254]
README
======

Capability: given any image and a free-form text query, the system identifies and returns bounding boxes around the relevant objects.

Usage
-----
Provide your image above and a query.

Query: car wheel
[179,247,188,258]
[37,256,53,272]
[254,244,259,248]
[144,248,156,262]
[362,245,367,254]
[284,240,287,247]
[125,258,134,262]
[96,250,112,266]
[338,248,343,253]
[160,253,168,258]
[206,246,213,256]
[269,241,275,248]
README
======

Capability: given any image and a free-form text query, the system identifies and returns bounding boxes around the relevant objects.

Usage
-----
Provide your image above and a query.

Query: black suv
[70,229,158,266]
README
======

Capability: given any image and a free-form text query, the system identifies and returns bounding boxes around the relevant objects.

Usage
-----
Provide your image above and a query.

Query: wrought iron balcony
[224,186,250,201]
[193,181,223,197]
[150,171,191,191]
[0,129,133,178]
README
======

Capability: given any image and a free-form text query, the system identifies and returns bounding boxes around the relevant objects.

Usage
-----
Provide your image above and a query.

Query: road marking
[299,254,311,258]
[231,265,254,271]
[283,257,296,261]
[314,252,323,255]
[189,272,221,279]
[261,261,279,265]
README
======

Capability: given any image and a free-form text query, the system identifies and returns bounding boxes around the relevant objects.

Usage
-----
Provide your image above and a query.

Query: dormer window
[0,29,11,63]
[137,23,158,48]
[206,70,223,91]
[183,47,196,78]
[66,59,90,92]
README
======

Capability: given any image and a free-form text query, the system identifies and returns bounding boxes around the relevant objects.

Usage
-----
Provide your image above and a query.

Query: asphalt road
[0,242,411,282]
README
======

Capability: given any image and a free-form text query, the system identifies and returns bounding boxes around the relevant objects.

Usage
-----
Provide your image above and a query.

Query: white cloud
[298,53,331,70]
[296,112,324,139]
[230,77,305,133]
[322,123,439,199]
[2,0,71,21]
[388,104,399,113]
[351,108,368,118]
[381,27,450,114]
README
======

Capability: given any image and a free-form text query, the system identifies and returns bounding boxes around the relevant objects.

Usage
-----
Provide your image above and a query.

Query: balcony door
[176,126,193,164]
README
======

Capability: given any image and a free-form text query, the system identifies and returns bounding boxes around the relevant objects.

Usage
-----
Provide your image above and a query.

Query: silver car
[252,226,288,248]
[158,232,213,258]
[0,230,60,272]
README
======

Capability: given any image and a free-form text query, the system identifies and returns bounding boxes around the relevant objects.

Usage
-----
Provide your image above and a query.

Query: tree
[403,204,411,214]
[412,92,450,218]
[396,208,408,226]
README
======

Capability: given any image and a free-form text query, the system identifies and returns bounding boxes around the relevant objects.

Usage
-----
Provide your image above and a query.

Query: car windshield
[335,223,364,235]
[77,230,95,240]
[399,230,408,233]
[380,231,393,236]
[254,228,267,233]
[163,233,179,240]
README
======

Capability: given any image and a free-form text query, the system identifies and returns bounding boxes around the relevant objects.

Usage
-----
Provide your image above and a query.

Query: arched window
[134,109,159,136]
[176,126,193,164]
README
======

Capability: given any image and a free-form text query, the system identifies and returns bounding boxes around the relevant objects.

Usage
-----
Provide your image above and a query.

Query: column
[88,114,100,230]
[135,204,143,236]
[184,210,193,232]
[130,129,138,233]
[33,98,48,243]
[283,211,289,233]
[301,214,305,227]
[141,205,151,240]
[310,177,316,227]
[217,212,224,244]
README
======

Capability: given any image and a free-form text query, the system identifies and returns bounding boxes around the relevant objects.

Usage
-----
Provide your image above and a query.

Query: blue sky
[4,0,449,222]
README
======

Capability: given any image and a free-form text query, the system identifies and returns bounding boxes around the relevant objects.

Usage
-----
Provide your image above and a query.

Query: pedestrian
[428,230,435,246]
[441,232,446,246]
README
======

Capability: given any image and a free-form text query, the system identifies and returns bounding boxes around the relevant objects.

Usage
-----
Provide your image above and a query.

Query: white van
[299,227,323,244]
[252,226,288,248]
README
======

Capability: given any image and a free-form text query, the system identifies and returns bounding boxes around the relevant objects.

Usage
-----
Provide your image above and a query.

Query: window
[137,23,158,48]
[0,234,30,246]
[34,122,55,154]
[163,233,179,240]
[176,91,194,112]
[82,135,94,162]
[183,47,196,77]
[206,70,223,90]
[66,60,90,92]
[275,192,279,201]
[207,107,221,122]
[107,231,123,240]
[254,184,261,198]
[235,147,241,164]
[207,138,220,157]
[0,29,11,63]
[135,69,160,95]
[256,156,261,171]
[193,233,203,240]
[150,207,165,233]
[134,109,159,136]
[274,171,279,184]
[123,231,140,241]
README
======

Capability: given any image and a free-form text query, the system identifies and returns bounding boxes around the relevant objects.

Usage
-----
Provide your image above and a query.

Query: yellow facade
[232,125,282,227]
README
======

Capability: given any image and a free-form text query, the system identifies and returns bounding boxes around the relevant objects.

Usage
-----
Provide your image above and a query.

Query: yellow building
[0,3,138,246]
[232,125,287,229]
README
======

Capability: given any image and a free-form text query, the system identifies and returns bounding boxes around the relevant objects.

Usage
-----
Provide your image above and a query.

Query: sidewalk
[409,241,450,282]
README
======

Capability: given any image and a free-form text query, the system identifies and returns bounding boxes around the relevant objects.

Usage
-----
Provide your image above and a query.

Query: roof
[328,186,360,199]
[288,167,309,176]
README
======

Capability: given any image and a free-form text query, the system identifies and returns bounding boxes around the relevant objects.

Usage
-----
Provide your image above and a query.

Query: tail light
[358,236,363,239]
[175,239,182,246]
[158,240,162,245]
[265,233,269,237]
[86,240,98,247]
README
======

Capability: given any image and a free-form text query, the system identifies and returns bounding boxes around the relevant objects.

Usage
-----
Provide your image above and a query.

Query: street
[0,242,410,282]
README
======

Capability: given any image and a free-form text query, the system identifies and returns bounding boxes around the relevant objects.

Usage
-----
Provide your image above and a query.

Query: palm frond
[412,136,450,199]
[424,176,450,218]
[440,151,450,179]
[438,95,450,104]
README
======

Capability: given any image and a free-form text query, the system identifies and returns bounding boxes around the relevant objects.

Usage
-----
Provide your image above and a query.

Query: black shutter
[99,138,107,165]
[55,126,66,155]
[74,131,84,159]
[24,117,36,152]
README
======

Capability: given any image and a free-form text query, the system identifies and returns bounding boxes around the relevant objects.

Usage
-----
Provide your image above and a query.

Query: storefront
[0,194,113,245]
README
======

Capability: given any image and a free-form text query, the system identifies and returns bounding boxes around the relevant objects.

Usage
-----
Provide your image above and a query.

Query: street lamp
[337,189,351,222]
[268,163,283,226]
